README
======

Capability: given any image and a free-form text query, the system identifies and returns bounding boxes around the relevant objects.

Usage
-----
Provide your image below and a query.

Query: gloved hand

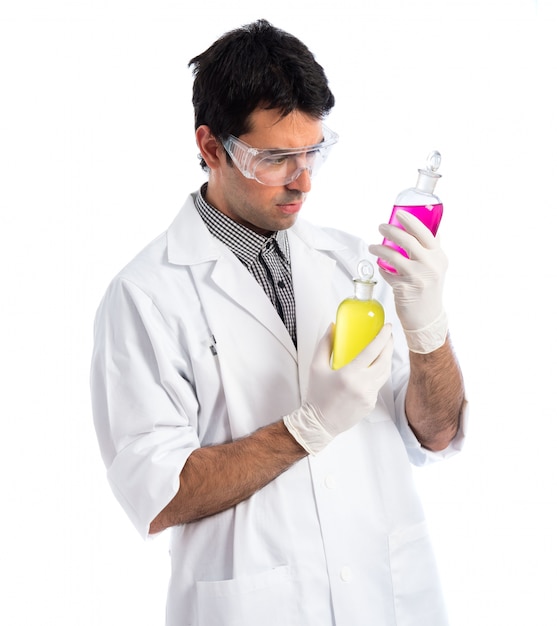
[368,210,448,354]
[283,323,393,455]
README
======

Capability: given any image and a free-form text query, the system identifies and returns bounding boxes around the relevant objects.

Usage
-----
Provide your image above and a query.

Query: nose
[286,167,312,193]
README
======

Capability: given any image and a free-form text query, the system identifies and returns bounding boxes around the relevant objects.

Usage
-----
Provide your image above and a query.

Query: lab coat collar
[167,194,222,266]
[166,193,349,267]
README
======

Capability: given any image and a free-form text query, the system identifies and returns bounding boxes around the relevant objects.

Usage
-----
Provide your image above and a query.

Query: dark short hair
[189,19,335,169]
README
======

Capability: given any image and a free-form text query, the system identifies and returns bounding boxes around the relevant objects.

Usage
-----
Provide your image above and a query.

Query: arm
[149,421,306,532]
[150,324,394,533]
[406,336,465,451]
[369,210,465,451]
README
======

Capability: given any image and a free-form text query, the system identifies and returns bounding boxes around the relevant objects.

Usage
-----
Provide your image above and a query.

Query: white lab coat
[91,192,465,626]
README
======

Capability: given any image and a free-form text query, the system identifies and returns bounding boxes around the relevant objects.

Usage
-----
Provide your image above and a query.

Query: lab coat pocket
[388,521,449,626]
[196,565,295,626]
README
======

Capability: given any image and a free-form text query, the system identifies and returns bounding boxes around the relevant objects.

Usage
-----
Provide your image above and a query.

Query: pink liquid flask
[377,151,443,273]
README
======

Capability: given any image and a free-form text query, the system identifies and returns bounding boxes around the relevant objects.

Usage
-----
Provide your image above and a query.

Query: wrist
[283,403,332,456]
[403,310,448,354]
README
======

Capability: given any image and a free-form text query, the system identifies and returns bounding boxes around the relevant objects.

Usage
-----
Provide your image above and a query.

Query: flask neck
[353,279,376,300]
[416,169,441,194]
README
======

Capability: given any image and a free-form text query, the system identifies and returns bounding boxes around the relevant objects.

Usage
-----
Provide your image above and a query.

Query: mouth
[276,201,303,215]
[276,193,305,215]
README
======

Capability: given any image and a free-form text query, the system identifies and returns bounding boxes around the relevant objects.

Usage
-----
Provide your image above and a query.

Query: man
[91,19,466,626]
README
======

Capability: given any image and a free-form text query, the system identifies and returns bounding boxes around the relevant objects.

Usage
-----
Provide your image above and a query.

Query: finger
[395,211,438,249]
[367,334,394,372]
[368,244,414,276]
[377,265,408,284]
[379,224,438,267]
[377,222,423,254]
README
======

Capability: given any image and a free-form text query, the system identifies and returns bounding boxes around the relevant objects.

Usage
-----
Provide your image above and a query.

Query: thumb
[349,323,393,368]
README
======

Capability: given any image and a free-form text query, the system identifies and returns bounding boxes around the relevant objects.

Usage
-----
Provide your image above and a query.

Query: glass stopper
[426,150,442,173]
[357,260,375,282]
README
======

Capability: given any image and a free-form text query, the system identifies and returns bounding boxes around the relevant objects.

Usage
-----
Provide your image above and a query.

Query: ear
[196,125,223,170]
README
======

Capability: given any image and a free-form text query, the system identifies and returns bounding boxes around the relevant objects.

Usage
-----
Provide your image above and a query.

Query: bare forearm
[406,334,465,451]
[149,420,307,533]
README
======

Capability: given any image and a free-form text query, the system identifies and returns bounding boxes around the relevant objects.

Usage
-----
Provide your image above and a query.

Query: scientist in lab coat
[91,19,466,626]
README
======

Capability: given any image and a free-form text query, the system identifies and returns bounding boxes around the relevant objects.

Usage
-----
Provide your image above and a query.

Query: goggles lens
[222,124,338,186]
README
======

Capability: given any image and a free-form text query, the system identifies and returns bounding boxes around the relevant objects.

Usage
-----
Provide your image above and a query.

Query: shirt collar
[195,183,290,267]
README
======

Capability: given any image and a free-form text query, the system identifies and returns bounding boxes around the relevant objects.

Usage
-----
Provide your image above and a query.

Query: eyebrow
[259,135,327,153]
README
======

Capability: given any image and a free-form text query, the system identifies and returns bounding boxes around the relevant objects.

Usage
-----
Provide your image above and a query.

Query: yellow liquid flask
[332,261,385,370]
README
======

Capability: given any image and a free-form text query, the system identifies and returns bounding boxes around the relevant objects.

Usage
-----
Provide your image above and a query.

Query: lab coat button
[324,475,337,489]
[340,566,352,582]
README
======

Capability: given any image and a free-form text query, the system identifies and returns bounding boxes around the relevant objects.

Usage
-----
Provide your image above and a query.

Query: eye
[264,155,288,167]
[306,149,319,162]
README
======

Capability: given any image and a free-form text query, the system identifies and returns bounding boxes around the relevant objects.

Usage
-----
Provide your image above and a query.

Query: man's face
[204,108,324,235]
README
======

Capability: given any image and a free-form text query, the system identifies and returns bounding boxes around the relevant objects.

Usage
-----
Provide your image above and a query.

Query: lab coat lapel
[209,250,296,358]
[289,225,341,396]
[168,195,296,359]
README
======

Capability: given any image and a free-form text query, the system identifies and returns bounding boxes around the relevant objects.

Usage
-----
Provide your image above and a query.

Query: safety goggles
[221,124,339,186]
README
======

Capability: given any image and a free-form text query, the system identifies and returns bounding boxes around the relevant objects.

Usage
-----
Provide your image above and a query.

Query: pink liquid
[377,203,443,273]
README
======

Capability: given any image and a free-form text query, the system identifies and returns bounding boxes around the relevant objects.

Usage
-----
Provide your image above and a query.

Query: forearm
[149,420,307,533]
[405,334,465,451]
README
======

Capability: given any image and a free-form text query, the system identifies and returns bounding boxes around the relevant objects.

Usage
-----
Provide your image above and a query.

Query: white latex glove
[368,210,448,354]
[283,323,393,455]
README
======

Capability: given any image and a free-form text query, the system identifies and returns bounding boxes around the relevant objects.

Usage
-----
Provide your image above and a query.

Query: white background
[1,1,556,624]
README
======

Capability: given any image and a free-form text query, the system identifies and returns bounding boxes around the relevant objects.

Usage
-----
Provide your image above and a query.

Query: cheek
[242,183,279,209]
[223,169,280,213]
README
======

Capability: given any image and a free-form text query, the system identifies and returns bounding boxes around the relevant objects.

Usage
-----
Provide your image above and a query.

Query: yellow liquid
[332,298,385,369]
